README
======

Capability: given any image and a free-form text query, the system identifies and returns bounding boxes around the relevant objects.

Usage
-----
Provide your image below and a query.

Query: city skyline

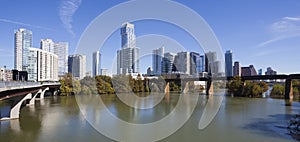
[0,0,299,74]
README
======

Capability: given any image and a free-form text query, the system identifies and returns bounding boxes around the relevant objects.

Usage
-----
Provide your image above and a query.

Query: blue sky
[0,0,300,74]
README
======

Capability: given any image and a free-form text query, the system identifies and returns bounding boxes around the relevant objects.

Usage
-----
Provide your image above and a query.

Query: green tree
[59,73,81,96]
[270,84,285,97]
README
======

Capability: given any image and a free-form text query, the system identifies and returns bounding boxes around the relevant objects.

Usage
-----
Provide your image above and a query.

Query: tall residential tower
[117,22,139,74]
[14,28,32,71]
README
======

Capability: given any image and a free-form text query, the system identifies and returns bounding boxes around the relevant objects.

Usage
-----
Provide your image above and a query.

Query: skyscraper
[199,55,205,73]
[41,40,68,76]
[174,51,190,74]
[225,50,233,77]
[117,22,139,74]
[68,54,86,79]
[205,51,220,75]
[14,28,32,71]
[152,46,164,75]
[54,42,68,76]
[162,52,175,74]
[233,61,241,76]
[92,51,101,76]
[40,39,54,53]
[190,52,201,76]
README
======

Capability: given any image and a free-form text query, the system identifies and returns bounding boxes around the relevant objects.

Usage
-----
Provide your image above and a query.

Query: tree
[270,84,285,97]
[59,73,81,96]
[227,76,244,96]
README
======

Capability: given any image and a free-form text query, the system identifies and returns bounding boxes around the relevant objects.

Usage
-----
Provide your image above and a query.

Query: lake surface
[0,93,299,142]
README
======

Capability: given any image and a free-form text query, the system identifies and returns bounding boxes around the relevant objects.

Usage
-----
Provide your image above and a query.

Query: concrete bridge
[158,74,300,99]
[0,82,60,120]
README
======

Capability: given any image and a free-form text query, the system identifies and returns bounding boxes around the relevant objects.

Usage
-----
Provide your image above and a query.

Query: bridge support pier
[182,81,189,94]
[29,89,42,105]
[40,87,49,99]
[206,80,213,96]
[9,93,32,119]
[164,82,170,93]
[285,79,293,100]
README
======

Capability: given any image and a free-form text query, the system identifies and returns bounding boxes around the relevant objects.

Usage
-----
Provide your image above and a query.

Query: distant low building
[265,67,277,75]
[241,65,257,76]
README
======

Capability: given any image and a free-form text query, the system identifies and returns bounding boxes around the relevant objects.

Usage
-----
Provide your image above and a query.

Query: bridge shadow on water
[242,113,299,141]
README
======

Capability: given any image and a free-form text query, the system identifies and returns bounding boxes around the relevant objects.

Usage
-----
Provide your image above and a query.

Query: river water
[0,93,299,142]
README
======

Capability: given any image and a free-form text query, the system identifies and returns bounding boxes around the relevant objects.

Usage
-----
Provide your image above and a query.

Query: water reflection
[0,94,299,141]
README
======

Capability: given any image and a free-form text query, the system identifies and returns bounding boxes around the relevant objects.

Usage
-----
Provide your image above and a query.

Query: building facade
[41,40,68,77]
[225,50,233,77]
[174,51,190,74]
[265,67,277,75]
[241,65,257,76]
[26,47,58,81]
[68,54,86,79]
[162,52,175,74]
[152,46,164,75]
[190,52,201,76]
[14,28,32,71]
[233,61,241,76]
[93,51,101,77]
[117,22,139,74]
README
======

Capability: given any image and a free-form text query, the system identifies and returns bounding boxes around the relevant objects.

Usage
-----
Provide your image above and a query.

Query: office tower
[241,65,257,76]
[225,50,233,77]
[93,51,101,76]
[26,47,58,81]
[40,39,54,52]
[100,69,109,76]
[233,61,241,76]
[162,52,176,74]
[190,52,201,76]
[174,51,190,74]
[68,54,86,79]
[14,28,32,71]
[205,51,220,75]
[152,46,164,75]
[53,42,68,76]
[265,67,277,75]
[117,22,139,74]
[199,55,205,72]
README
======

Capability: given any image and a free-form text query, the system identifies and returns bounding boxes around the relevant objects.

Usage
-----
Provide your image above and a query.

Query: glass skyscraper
[152,46,164,75]
[14,28,32,71]
[92,51,101,77]
[225,50,233,77]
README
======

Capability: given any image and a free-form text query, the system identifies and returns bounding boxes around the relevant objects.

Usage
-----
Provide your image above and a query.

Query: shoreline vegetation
[58,73,300,99]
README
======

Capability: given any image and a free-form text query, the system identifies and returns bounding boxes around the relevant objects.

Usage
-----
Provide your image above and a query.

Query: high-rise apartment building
[68,54,86,79]
[41,40,68,77]
[27,47,58,81]
[93,51,101,76]
[117,22,139,74]
[152,46,164,75]
[233,61,241,76]
[40,39,54,53]
[225,50,233,77]
[14,28,32,71]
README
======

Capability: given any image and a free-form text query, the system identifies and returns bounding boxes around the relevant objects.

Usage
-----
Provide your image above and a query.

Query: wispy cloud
[257,16,300,47]
[0,18,54,31]
[59,0,82,37]
[270,16,300,33]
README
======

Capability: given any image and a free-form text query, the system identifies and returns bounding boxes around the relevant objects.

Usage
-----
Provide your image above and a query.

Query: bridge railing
[0,81,60,92]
